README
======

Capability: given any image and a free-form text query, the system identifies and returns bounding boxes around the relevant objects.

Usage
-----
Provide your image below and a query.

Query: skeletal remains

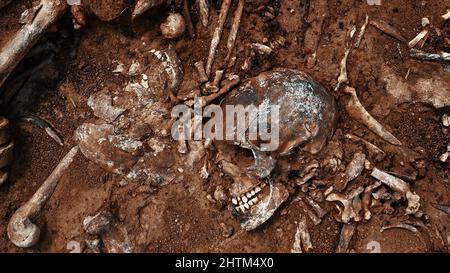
[0,0,443,251]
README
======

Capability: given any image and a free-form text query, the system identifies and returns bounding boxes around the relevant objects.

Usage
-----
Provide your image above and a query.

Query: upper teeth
[231,184,266,213]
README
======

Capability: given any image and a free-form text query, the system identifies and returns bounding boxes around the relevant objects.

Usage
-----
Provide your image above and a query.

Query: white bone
[7,146,78,248]
[344,86,402,146]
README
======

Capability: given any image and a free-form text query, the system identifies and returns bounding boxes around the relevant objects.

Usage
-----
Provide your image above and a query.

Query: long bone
[343,86,402,146]
[198,0,210,27]
[205,0,231,77]
[370,168,420,215]
[0,0,67,89]
[224,0,245,66]
[7,146,79,248]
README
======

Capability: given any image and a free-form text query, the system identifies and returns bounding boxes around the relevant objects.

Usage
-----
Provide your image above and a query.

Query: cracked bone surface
[370,168,420,215]
[0,0,68,89]
[344,86,401,146]
[7,146,78,248]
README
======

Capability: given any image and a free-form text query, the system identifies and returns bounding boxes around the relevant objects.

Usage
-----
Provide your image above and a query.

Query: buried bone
[7,146,79,248]
[206,0,232,77]
[326,186,364,223]
[0,0,68,89]
[362,181,381,221]
[409,49,450,63]
[344,86,401,146]
[291,214,313,253]
[370,168,420,215]
[335,152,366,192]
[336,223,356,253]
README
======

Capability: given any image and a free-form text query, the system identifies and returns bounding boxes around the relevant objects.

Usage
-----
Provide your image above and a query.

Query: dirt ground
[0,0,449,253]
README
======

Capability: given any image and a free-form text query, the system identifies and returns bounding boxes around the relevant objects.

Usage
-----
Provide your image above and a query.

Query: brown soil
[0,0,449,253]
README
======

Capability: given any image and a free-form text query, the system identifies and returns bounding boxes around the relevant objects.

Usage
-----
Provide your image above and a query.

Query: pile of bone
[0,116,13,186]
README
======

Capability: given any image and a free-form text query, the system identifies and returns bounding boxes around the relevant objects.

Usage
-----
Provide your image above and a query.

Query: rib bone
[7,146,79,248]
[344,86,402,146]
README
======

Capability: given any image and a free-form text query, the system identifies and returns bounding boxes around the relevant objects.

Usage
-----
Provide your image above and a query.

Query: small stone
[220,223,234,238]
[421,17,430,27]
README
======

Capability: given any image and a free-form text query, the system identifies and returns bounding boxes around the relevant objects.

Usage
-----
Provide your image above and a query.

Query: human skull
[216,68,337,230]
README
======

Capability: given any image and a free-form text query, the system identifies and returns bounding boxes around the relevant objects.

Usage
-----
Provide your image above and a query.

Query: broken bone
[7,146,79,248]
[370,168,420,215]
[0,0,68,89]
[132,0,167,20]
[442,9,450,20]
[291,214,313,253]
[335,152,366,192]
[362,181,381,221]
[344,86,402,146]
[336,223,356,253]
[370,20,407,43]
[326,186,364,223]
[408,29,429,48]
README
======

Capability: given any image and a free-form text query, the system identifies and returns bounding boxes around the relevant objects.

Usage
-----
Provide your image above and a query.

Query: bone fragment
[442,9,450,20]
[344,86,402,146]
[336,223,356,253]
[198,0,210,27]
[370,20,407,42]
[408,29,429,48]
[304,196,327,218]
[370,168,420,215]
[354,15,369,48]
[344,134,385,157]
[205,0,231,77]
[298,214,313,252]
[326,186,364,223]
[431,203,450,215]
[132,0,167,20]
[335,152,366,192]
[0,0,68,89]
[299,200,322,226]
[362,181,381,220]
[224,0,245,65]
[7,146,79,248]
[335,48,351,92]
[409,49,450,63]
